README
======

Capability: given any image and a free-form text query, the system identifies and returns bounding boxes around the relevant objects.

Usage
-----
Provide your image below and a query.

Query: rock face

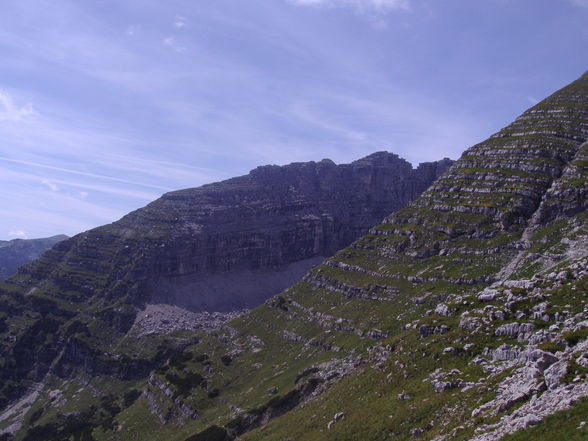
[132,153,452,311]
[10,152,451,313]
[0,235,68,281]
[140,71,588,441]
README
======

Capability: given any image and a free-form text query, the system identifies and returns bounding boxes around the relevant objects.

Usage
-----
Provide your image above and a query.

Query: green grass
[501,398,588,441]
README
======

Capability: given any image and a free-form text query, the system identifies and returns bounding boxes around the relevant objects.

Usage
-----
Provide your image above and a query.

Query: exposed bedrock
[9,152,451,313]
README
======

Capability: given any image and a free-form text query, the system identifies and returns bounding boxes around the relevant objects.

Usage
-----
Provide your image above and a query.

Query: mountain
[0,235,68,281]
[3,153,451,314]
[1,70,588,441]
[100,71,586,441]
[112,152,452,312]
[0,152,452,437]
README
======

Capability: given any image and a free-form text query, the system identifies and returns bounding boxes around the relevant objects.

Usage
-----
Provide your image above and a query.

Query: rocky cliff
[0,235,68,281]
[2,70,588,441]
[9,153,451,314]
[129,153,452,311]
[0,152,451,417]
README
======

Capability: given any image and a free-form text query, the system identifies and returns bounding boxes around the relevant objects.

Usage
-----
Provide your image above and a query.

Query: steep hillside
[74,71,588,441]
[0,236,68,281]
[0,153,451,434]
[2,153,450,314]
[2,70,588,441]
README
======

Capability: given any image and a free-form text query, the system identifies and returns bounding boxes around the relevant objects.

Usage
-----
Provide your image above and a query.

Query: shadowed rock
[0,235,68,281]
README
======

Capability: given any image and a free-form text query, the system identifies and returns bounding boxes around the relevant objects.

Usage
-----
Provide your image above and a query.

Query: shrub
[28,407,44,424]
[170,351,193,369]
[538,341,564,354]
[563,327,588,346]
[123,389,142,407]
[184,425,229,441]
[207,388,220,399]
[194,354,209,363]
[166,372,207,397]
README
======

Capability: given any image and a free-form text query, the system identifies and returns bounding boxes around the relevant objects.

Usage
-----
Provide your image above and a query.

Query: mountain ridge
[0,151,452,424]
[0,235,68,281]
[2,72,588,441]
[31,152,452,313]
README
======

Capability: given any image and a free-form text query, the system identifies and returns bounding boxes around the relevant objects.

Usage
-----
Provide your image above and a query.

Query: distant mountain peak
[0,234,68,281]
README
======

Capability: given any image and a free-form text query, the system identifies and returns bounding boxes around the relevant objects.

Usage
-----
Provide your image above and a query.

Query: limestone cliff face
[0,235,68,281]
[30,152,451,313]
[410,74,588,233]
[125,153,452,311]
[111,71,588,441]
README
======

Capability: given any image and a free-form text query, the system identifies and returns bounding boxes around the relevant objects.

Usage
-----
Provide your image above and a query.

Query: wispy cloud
[174,15,187,28]
[163,36,186,53]
[0,157,172,191]
[288,0,411,13]
[40,179,59,192]
[0,91,35,122]
[8,230,27,239]
[0,201,119,237]
[43,177,159,200]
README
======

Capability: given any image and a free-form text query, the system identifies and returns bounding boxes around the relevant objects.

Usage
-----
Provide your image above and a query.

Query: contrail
[0,156,173,191]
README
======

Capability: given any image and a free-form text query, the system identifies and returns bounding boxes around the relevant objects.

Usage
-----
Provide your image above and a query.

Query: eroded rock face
[4,72,588,441]
[136,153,452,311]
[20,152,451,313]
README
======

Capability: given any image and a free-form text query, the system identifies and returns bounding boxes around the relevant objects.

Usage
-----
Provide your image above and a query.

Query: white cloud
[0,91,35,122]
[41,179,59,192]
[8,230,27,239]
[126,24,141,36]
[288,0,411,13]
[174,15,187,28]
[163,36,186,53]
[570,0,588,6]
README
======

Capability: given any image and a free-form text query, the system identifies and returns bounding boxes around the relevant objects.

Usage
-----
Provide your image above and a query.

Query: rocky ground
[415,257,588,440]
[129,304,245,337]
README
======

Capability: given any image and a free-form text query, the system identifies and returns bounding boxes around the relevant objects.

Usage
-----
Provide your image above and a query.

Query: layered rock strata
[0,152,451,410]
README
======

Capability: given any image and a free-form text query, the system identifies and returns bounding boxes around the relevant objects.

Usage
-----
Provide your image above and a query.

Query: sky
[1,0,588,240]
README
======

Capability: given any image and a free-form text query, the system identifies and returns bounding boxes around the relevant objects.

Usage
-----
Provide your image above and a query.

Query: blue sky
[1,0,588,239]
